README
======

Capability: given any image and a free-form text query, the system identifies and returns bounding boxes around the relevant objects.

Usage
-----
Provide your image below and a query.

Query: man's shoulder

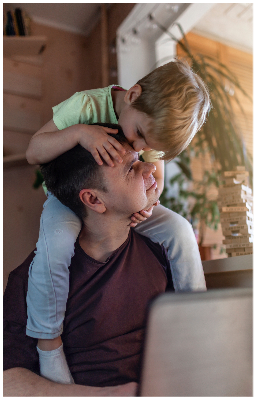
[131,229,169,267]
[5,251,35,293]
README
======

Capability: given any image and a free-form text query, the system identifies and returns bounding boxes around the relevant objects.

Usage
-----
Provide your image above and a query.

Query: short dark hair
[40,124,128,220]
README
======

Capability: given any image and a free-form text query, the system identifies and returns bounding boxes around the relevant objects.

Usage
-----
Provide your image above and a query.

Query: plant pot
[199,245,212,261]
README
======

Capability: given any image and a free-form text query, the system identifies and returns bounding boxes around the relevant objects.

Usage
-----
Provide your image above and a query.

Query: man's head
[40,124,160,222]
[118,58,211,161]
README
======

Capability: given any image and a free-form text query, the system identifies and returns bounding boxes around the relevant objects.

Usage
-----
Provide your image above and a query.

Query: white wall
[117,38,156,89]
[117,3,214,87]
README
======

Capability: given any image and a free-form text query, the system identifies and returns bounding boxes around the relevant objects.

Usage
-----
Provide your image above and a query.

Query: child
[26,59,210,384]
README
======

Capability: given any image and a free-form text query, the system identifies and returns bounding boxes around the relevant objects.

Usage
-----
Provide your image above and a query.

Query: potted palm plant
[151,18,252,255]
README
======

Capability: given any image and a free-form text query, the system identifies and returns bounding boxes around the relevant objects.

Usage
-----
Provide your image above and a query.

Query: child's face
[118,105,161,153]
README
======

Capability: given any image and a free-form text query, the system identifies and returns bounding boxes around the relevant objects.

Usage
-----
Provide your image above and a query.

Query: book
[218,167,253,257]
[11,10,19,35]
[221,205,251,213]
[3,11,7,35]
[222,227,254,236]
[217,197,252,207]
[223,235,253,245]
[224,242,253,249]
[6,11,16,36]
[22,9,32,36]
[218,184,252,195]
[220,210,253,220]
[221,220,253,229]
[223,170,249,177]
[228,250,253,257]
[15,8,25,36]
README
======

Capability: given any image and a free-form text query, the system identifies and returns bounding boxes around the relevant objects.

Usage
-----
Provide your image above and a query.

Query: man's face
[118,104,163,153]
[101,143,160,217]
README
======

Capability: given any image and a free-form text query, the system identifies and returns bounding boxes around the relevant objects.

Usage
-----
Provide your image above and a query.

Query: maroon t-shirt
[4,229,173,386]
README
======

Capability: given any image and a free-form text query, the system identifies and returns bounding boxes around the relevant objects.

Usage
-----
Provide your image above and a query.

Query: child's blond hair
[132,58,211,161]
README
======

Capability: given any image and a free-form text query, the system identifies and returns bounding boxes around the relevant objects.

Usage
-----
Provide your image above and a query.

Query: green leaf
[33,169,44,189]
[175,160,192,180]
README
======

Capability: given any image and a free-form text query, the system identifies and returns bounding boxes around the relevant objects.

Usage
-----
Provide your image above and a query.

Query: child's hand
[78,125,126,167]
[129,201,160,227]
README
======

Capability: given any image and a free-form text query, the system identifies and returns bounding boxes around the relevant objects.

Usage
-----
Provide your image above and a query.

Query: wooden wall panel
[3,103,41,133]
[31,21,89,123]
[3,57,42,98]
[3,23,90,287]
[3,70,42,98]
[3,58,42,134]
[3,57,42,77]
[4,130,31,156]
[3,5,136,288]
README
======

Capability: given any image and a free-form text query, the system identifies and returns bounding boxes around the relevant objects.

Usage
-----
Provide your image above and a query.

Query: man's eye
[137,129,143,138]
[128,165,134,172]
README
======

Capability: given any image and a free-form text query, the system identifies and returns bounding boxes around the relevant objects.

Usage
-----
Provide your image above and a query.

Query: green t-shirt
[52,85,161,162]
[53,86,119,129]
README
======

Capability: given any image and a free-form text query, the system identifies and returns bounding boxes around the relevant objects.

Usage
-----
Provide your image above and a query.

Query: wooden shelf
[3,36,47,58]
[3,153,28,169]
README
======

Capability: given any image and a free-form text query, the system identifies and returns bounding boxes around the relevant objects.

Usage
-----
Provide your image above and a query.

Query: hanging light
[118,36,130,53]
[131,28,141,45]
[146,13,159,31]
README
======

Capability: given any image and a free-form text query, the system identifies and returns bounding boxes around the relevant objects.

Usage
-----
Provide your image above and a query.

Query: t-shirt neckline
[108,85,125,124]
[76,229,132,265]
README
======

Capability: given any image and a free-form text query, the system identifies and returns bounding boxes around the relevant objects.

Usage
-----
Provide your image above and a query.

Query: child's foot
[37,337,74,384]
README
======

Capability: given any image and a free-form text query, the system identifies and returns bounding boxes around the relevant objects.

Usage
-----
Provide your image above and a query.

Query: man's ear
[79,189,106,214]
[124,84,142,105]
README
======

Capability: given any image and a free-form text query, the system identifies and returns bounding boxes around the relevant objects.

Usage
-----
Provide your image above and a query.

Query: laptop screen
[139,288,252,396]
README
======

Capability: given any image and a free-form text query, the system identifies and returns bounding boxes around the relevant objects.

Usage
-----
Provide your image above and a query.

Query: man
[4,127,174,396]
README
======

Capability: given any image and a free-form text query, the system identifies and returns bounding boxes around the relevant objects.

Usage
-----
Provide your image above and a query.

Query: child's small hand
[78,125,126,167]
[129,201,160,227]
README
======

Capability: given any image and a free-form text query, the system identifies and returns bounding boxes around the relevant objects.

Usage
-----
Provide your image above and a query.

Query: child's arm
[130,160,165,227]
[26,119,125,167]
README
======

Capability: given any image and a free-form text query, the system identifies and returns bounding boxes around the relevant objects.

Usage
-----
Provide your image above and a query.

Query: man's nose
[132,139,146,152]
[141,162,156,178]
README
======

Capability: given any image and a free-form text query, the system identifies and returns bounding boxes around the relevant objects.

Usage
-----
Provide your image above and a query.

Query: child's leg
[26,192,82,383]
[134,204,206,291]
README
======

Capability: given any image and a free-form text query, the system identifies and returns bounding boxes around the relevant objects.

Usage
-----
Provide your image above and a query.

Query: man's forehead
[102,143,138,174]
[121,144,139,166]
[123,142,137,156]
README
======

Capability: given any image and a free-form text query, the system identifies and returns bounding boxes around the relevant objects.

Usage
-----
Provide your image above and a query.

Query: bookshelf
[3,36,47,58]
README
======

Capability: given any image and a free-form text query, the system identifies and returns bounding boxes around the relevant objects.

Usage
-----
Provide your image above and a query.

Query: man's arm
[4,368,138,397]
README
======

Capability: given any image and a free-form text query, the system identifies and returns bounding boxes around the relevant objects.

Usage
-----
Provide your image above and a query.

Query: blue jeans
[26,193,206,339]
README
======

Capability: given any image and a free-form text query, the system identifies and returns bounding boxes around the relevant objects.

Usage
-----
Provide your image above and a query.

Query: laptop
[139,288,252,396]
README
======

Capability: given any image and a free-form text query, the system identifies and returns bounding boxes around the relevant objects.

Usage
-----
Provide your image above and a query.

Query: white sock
[37,344,74,384]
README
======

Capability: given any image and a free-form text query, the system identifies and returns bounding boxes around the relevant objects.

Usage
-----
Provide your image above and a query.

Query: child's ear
[79,189,106,214]
[124,84,142,105]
